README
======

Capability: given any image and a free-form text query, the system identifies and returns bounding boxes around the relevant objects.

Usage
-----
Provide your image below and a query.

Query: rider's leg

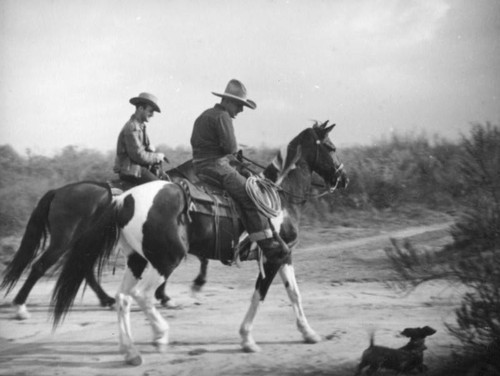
[195,158,290,263]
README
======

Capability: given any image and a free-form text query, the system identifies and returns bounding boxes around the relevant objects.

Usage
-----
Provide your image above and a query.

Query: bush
[386,122,500,374]
[0,146,115,236]
[0,128,473,237]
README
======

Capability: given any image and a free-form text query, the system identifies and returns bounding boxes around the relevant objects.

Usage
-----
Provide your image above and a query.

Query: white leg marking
[239,290,262,352]
[14,304,30,320]
[279,264,321,343]
[131,265,169,351]
[116,268,143,366]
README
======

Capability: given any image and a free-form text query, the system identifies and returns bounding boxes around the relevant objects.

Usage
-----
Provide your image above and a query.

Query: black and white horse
[50,121,348,366]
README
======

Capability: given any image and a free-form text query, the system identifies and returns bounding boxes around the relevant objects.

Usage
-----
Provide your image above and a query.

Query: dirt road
[0,223,463,375]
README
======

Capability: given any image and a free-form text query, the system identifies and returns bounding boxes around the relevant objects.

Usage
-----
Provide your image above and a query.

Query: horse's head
[283,120,348,190]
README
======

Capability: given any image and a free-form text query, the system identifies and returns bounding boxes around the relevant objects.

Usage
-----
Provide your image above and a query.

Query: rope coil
[245,176,282,218]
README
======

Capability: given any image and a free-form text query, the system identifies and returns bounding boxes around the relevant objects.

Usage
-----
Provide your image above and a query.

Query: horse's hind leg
[84,270,115,308]
[116,267,144,366]
[279,263,321,343]
[116,257,171,366]
[12,244,63,320]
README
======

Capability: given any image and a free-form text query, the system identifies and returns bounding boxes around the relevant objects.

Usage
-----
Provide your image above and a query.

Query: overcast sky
[1,0,499,156]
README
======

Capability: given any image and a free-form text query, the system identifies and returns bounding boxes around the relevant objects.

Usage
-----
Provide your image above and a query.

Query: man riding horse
[190,79,290,263]
[114,92,167,185]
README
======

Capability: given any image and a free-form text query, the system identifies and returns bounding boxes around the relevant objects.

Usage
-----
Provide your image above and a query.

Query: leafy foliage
[0,146,114,235]
[0,128,472,236]
[385,122,500,374]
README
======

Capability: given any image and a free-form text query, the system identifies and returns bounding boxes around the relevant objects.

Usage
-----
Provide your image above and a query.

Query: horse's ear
[324,123,336,133]
[320,120,329,129]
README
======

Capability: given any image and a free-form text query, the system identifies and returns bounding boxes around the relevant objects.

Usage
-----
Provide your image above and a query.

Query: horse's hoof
[191,283,204,293]
[100,298,116,308]
[14,305,31,320]
[15,311,31,320]
[242,342,261,353]
[304,331,322,344]
[163,299,180,309]
[125,354,143,366]
[154,342,168,353]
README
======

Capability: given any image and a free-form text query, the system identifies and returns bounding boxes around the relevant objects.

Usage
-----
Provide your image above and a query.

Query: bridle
[307,128,345,194]
[238,130,345,203]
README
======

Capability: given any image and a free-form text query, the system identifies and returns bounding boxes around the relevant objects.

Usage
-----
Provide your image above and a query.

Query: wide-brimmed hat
[212,79,257,109]
[129,92,161,113]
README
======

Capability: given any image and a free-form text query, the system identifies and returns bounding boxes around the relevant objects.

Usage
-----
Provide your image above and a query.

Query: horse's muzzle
[331,164,348,190]
[337,171,349,189]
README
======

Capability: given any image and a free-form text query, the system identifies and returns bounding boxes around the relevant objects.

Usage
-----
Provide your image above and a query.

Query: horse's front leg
[154,280,179,308]
[279,263,321,343]
[239,261,281,353]
[192,256,209,293]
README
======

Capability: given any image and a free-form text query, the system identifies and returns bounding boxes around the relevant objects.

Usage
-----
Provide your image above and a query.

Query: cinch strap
[248,229,273,242]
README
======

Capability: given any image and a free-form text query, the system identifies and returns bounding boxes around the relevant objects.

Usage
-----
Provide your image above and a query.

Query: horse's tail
[51,198,120,328]
[1,189,56,294]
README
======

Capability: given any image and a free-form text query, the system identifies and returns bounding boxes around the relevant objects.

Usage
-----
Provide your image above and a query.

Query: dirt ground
[0,222,465,376]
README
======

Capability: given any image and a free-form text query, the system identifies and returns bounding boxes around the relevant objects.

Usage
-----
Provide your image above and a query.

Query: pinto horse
[51,121,348,366]
[0,174,207,320]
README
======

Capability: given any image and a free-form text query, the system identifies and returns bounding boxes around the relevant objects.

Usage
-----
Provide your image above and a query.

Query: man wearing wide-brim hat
[113,92,167,184]
[190,79,290,263]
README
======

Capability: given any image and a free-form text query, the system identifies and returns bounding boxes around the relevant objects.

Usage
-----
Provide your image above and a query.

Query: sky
[1,0,499,156]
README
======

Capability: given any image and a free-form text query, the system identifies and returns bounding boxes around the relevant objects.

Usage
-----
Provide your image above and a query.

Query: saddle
[171,160,244,264]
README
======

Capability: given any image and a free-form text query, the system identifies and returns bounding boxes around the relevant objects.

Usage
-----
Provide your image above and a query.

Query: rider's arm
[216,113,238,156]
[123,126,162,165]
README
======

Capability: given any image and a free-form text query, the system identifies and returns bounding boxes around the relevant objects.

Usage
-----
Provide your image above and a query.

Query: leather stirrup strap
[227,194,240,250]
[206,190,221,260]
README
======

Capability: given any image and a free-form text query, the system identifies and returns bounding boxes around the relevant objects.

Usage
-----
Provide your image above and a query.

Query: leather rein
[237,141,344,204]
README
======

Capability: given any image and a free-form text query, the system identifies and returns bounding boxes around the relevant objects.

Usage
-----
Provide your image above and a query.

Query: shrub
[386,122,500,374]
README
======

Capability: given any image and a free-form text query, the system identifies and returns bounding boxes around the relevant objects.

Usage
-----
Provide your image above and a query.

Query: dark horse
[0,173,208,320]
[51,121,348,366]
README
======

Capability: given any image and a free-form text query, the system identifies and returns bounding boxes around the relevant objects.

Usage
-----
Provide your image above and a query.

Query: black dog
[355,326,436,375]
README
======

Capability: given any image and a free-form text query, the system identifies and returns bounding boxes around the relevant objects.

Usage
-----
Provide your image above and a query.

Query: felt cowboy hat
[129,92,161,113]
[212,79,257,109]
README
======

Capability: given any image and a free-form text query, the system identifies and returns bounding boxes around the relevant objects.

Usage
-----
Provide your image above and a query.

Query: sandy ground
[0,223,465,376]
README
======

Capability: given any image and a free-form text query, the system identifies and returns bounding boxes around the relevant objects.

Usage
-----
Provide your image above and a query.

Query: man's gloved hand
[236,149,244,162]
[240,165,254,178]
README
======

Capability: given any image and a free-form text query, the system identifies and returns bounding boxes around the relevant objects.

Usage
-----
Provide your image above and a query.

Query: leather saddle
[170,160,245,263]
[170,160,238,217]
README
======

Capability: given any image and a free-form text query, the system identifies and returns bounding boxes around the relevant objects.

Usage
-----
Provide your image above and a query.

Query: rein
[237,150,344,203]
